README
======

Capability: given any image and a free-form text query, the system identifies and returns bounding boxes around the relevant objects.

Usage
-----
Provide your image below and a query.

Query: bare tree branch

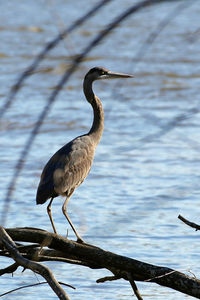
[1,227,200,299]
[178,215,200,231]
[0,227,70,300]
[0,262,19,276]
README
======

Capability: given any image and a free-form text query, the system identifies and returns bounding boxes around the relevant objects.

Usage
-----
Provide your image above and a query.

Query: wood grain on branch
[1,227,200,299]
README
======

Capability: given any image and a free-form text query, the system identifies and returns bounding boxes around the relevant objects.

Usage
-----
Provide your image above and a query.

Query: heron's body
[36,135,97,203]
[36,67,132,242]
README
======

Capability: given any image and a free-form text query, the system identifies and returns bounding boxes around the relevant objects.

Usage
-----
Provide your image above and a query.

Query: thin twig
[0,281,75,298]
[96,275,120,283]
[145,270,177,282]
[178,215,200,231]
[126,272,143,300]
[0,262,19,276]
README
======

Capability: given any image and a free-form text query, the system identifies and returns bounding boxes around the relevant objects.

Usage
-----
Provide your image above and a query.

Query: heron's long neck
[83,79,104,146]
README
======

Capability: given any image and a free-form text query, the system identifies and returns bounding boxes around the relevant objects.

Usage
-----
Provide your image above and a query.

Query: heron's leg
[62,197,84,243]
[47,197,57,234]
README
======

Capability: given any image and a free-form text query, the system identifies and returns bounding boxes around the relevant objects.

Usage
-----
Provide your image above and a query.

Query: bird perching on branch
[36,67,133,243]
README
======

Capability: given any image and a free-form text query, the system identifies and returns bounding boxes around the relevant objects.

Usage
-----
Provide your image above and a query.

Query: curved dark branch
[0,281,75,298]
[178,214,200,231]
[0,262,19,276]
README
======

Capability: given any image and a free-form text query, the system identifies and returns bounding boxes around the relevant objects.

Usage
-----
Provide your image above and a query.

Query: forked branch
[0,227,70,300]
[0,227,200,299]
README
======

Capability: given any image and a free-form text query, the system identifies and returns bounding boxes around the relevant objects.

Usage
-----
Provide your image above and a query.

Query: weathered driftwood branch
[0,227,200,299]
[0,227,70,300]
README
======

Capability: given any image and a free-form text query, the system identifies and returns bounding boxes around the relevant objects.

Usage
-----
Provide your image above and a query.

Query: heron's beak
[107,71,134,79]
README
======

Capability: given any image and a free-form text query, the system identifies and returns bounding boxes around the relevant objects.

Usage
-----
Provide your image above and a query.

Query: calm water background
[0,0,200,299]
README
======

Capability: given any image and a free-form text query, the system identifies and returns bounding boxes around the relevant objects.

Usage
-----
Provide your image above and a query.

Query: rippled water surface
[0,1,200,299]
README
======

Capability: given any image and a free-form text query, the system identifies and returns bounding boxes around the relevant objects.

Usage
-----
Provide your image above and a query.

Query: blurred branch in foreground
[1,0,187,226]
[0,0,112,119]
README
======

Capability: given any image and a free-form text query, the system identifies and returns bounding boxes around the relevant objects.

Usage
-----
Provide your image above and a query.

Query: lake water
[0,0,200,299]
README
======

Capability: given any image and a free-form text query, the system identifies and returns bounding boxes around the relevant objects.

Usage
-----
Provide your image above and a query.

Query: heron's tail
[36,191,48,205]
[36,183,58,204]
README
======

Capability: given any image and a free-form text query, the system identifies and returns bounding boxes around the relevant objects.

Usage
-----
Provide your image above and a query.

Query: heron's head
[85,67,133,82]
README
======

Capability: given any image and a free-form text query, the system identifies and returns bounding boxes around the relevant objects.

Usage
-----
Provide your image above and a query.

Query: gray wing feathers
[37,135,95,202]
[52,136,95,195]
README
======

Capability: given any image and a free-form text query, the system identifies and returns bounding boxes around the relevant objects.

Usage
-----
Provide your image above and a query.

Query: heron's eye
[101,71,105,75]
